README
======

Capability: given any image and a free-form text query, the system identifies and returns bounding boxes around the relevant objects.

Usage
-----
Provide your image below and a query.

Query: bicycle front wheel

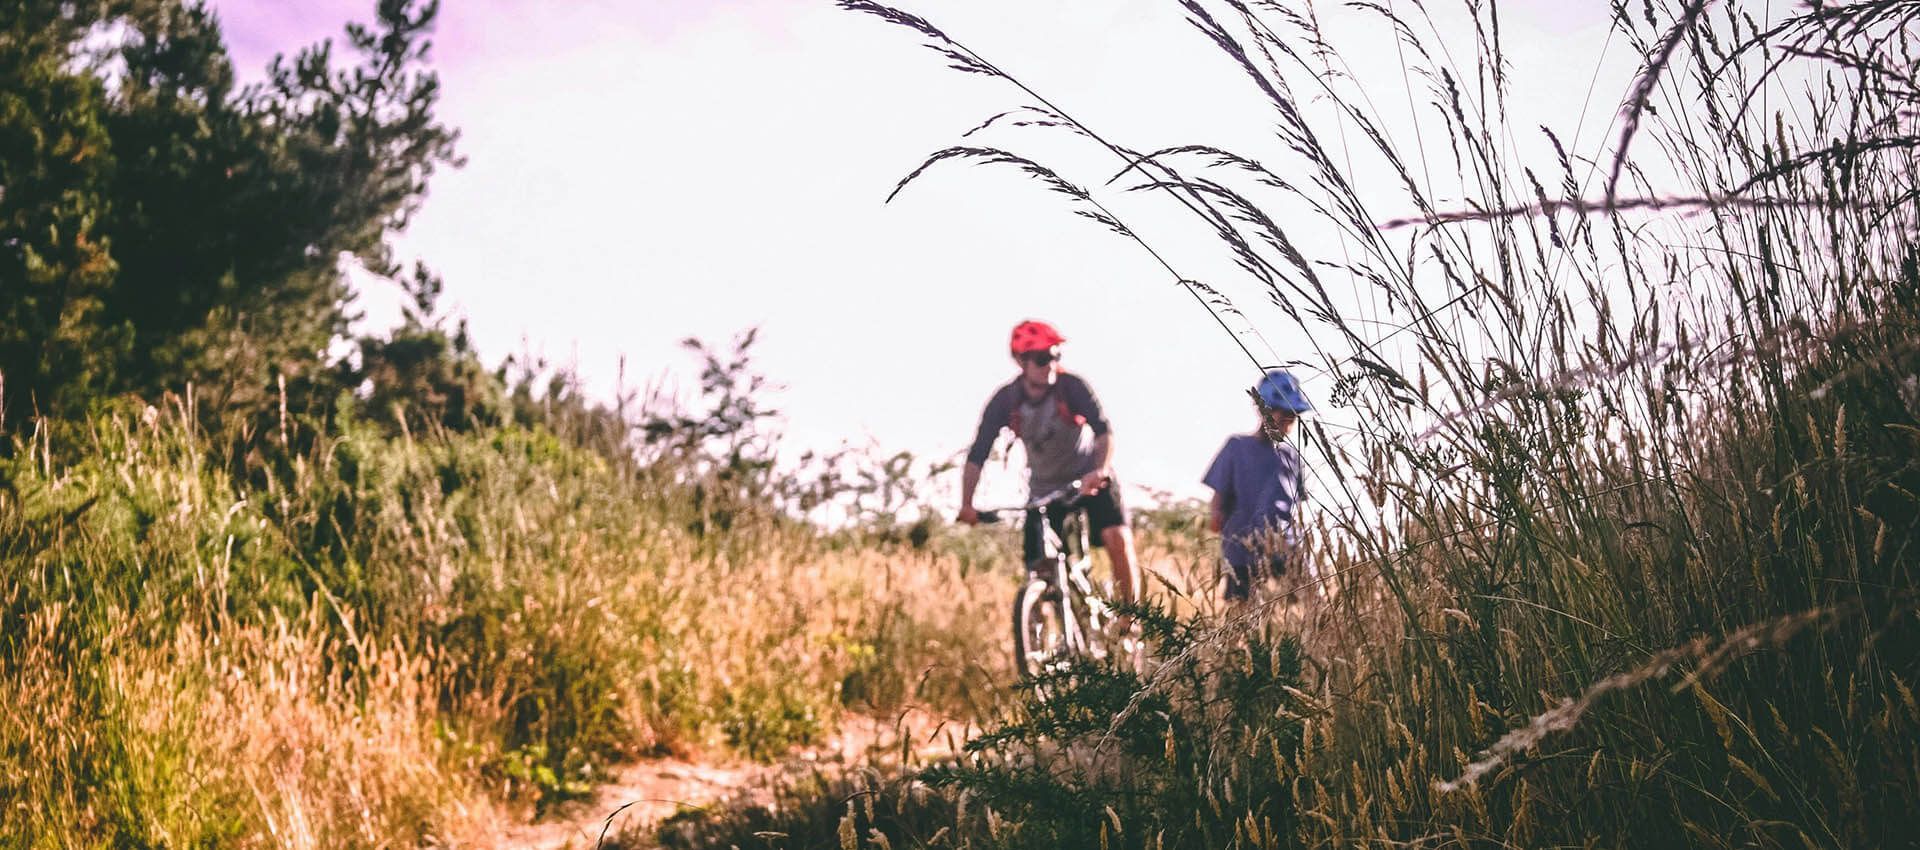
[1012,578,1068,679]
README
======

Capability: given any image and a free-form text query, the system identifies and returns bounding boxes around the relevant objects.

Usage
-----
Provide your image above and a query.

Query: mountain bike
[977,483,1124,679]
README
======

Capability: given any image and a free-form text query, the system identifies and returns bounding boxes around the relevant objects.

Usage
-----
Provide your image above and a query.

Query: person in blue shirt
[1202,370,1311,602]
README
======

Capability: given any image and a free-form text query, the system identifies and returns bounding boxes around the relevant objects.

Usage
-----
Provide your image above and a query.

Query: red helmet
[1009,320,1065,354]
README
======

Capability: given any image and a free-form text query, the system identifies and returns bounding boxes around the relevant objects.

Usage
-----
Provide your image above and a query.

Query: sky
[206,0,1636,508]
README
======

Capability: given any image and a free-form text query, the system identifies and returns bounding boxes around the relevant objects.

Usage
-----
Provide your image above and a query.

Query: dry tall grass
[0,391,1008,847]
[656,0,1920,846]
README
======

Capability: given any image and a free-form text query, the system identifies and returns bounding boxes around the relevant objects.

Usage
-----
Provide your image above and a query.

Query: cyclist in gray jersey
[958,320,1140,620]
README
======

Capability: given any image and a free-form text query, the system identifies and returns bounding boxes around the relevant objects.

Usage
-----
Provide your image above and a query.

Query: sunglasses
[1020,350,1060,367]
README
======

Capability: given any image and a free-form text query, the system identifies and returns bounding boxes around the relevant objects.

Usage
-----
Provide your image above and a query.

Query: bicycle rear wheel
[1012,578,1069,679]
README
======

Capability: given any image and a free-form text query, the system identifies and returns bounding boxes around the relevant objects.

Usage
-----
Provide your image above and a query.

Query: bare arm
[1209,490,1226,533]
[1082,432,1115,495]
[961,385,1013,525]
[958,462,983,525]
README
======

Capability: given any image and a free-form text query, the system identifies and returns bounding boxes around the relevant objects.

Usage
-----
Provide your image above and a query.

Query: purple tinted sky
[218,1,743,70]
[202,0,1633,506]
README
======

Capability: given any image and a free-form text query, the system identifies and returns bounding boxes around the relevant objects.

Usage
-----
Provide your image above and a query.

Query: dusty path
[499,707,966,850]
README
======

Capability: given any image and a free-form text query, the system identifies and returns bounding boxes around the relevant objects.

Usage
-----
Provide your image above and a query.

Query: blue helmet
[1253,369,1312,412]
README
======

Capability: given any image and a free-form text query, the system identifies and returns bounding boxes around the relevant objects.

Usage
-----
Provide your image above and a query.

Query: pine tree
[0,0,461,426]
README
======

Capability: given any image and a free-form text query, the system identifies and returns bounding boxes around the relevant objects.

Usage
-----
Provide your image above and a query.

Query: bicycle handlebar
[972,480,1085,525]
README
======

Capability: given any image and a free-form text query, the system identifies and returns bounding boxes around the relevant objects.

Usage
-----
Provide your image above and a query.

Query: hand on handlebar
[968,482,1088,522]
[1078,471,1109,498]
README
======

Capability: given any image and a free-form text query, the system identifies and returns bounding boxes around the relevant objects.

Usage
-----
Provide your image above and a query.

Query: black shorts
[1022,477,1130,566]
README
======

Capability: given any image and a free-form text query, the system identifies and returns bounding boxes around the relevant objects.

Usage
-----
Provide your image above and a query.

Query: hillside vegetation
[2,2,1008,844]
[653,1,1920,847]
[6,0,1918,848]
[1,343,1013,845]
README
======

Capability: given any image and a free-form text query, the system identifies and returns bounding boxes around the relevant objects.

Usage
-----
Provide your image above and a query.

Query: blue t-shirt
[1202,434,1306,569]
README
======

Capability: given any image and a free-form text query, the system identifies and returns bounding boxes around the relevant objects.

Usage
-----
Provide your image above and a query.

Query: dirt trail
[499,708,965,850]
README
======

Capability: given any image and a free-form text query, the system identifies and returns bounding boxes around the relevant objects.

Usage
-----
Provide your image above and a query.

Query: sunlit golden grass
[0,397,1010,847]
[9,0,1918,846]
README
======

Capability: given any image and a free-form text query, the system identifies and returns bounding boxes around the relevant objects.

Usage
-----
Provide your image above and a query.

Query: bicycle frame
[1026,498,1100,657]
[982,484,1112,673]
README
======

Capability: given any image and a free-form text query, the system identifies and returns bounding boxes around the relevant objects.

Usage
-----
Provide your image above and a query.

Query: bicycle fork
[1037,557,1107,658]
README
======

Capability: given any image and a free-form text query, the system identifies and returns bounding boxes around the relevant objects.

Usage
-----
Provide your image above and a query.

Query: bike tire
[1012,578,1068,679]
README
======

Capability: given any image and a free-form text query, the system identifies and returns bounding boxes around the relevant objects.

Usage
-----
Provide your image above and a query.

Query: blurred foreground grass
[648,1,1920,847]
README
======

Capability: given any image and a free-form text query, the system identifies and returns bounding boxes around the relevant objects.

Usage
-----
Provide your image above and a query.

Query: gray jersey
[967,372,1111,495]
